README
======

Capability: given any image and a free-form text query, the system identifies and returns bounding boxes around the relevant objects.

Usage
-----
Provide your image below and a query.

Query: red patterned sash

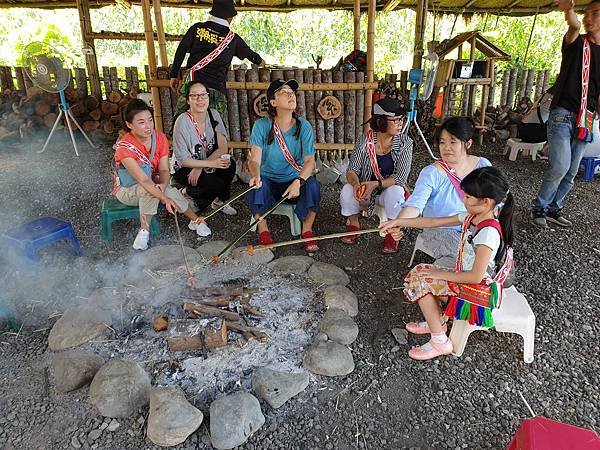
[366,129,384,181]
[438,160,465,200]
[187,30,235,82]
[273,121,303,172]
[186,111,208,151]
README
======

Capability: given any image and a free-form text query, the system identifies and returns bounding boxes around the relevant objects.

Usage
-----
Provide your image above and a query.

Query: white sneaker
[189,219,212,237]
[211,199,237,216]
[132,229,150,250]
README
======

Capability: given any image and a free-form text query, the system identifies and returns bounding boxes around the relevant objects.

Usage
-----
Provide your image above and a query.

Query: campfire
[154,282,268,356]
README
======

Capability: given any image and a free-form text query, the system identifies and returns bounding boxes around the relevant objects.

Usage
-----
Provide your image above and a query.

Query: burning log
[183,302,242,322]
[167,318,228,351]
[225,321,268,342]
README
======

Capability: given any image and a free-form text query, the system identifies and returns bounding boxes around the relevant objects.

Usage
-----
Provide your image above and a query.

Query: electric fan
[22,41,96,156]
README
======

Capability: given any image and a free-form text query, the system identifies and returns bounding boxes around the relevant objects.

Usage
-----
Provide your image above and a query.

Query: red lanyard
[366,130,384,181]
[188,31,235,81]
[273,121,303,172]
[186,112,208,151]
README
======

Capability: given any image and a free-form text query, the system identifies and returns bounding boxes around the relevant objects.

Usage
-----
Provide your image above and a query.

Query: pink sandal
[405,319,448,335]
[408,339,453,360]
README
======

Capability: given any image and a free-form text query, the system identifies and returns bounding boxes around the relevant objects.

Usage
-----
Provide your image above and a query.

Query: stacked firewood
[474,97,534,142]
[153,284,268,356]
[0,86,141,145]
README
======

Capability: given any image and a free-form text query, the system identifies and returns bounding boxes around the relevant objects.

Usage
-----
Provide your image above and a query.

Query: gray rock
[147,386,203,447]
[230,246,274,265]
[125,245,201,282]
[251,368,309,409]
[197,240,230,261]
[107,420,120,432]
[317,308,359,345]
[48,305,112,351]
[307,262,349,286]
[209,392,265,449]
[52,350,104,393]
[87,429,102,441]
[391,328,408,345]
[89,359,150,418]
[323,285,358,317]
[267,256,315,275]
[303,340,355,377]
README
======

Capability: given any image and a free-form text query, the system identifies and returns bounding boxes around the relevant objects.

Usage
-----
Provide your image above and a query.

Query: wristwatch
[295,176,306,186]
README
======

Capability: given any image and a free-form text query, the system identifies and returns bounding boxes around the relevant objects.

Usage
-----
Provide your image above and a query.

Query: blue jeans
[247,176,321,222]
[533,107,587,214]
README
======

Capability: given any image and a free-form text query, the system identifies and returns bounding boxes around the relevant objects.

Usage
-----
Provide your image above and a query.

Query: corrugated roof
[0,0,593,15]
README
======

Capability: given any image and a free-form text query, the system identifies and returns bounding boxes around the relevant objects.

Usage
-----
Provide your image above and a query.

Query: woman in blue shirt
[247,79,321,251]
[393,117,491,263]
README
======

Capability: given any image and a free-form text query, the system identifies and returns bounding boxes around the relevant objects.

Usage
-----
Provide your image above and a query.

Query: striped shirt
[347,133,413,185]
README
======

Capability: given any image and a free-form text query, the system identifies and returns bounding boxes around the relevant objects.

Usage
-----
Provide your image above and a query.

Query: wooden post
[343,71,356,144]
[109,66,119,92]
[353,0,361,51]
[102,66,111,93]
[294,68,306,118]
[226,70,241,142]
[467,36,476,116]
[333,70,345,143]
[412,0,428,69]
[364,0,376,128]
[323,70,335,144]
[507,68,517,108]
[76,0,102,99]
[525,69,535,100]
[500,69,510,106]
[153,0,169,67]
[518,68,528,101]
[236,68,250,141]
[487,60,496,107]
[14,67,26,92]
[314,69,325,144]
[542,69,550,93]
[400,70,408,94]
[157,67,173,134]
[355,71,365,143]
[246,67,259,127]
[141,0,163,131]
[131,67,140,92]
[75,67,88,97]
[534,70,545,100]
[304,68,316,135]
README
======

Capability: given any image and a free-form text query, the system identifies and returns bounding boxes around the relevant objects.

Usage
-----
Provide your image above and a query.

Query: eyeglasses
[276,89,296,97]
[189,93,209,100]
[386,117,404,124]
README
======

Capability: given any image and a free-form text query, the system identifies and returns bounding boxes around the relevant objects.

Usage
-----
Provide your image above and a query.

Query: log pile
[0,85,143,145]
[474,96,535,142]
[154,284,268,355]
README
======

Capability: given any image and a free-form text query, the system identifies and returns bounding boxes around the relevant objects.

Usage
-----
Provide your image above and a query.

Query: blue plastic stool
[580,157,600,181]
[2,217,82,261]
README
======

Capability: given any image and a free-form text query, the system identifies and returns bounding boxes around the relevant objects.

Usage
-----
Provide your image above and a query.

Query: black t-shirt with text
[169,21,262,94]
[551,34,600,114]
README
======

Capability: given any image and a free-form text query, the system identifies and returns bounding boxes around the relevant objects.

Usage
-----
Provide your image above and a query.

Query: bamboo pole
[76,0,102,99]
[153,0,169,67]
[228,141,354,150]
[467,36,476,116]
[147,79,379,90]
[412,0,428,69]
[141,0,163,131]
[353,0,361,50]
[364,0,376,128]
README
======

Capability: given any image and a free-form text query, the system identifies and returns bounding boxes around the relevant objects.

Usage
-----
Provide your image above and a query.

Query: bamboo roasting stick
[245,228,386,255]
[197,184,255,224]
[212,193,290,264]
[173,212,197,286]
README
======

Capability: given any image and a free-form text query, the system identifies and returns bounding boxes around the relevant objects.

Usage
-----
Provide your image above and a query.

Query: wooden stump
[314,69,325,144]
[355,72,365,140]
[500,69,510,107]
[294,68,305,118]
[343,72,356,144]
[333,70,345,144]
[507,69,517,108]
[226,70,241,142]
[304,68,316,136]
[323,70,334,144]
[236,68,250,142]
[246,67,260,128]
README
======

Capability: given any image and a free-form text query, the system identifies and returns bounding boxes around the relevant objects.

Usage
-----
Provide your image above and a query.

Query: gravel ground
[0,131,599,450]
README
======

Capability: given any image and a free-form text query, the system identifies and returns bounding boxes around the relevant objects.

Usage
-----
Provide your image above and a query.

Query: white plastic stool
[250,203,302,236]
[408,233,435,267]
[449,286,536,363]
[360,204,388,224]
[504,138,545,162]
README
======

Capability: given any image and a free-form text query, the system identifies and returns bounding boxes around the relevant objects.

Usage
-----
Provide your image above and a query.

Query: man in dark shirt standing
[169,0,263,120]
[532,0,600,228]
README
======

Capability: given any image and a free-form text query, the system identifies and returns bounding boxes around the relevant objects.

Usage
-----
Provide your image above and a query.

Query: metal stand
[402,68,437,160]
[39,90,96,156]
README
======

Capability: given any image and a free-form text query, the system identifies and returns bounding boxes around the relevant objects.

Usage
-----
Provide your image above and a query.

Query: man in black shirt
[169,0,263,119]
[532,0,600,228]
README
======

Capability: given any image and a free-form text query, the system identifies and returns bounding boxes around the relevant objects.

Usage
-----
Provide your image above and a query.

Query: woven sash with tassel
[444,215,514,328]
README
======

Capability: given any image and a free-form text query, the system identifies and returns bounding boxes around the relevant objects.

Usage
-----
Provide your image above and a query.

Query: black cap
[210,0,237,19]
[267,79,299,99]
[372,97,409,117]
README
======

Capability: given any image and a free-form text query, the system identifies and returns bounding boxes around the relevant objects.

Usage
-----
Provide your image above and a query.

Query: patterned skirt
[402,263,458,304]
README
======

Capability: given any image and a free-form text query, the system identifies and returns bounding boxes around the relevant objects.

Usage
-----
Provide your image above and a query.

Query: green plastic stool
[249,203,302,236]
[101,197,160,242]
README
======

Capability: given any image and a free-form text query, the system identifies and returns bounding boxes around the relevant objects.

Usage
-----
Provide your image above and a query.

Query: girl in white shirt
[380,167,515,360]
